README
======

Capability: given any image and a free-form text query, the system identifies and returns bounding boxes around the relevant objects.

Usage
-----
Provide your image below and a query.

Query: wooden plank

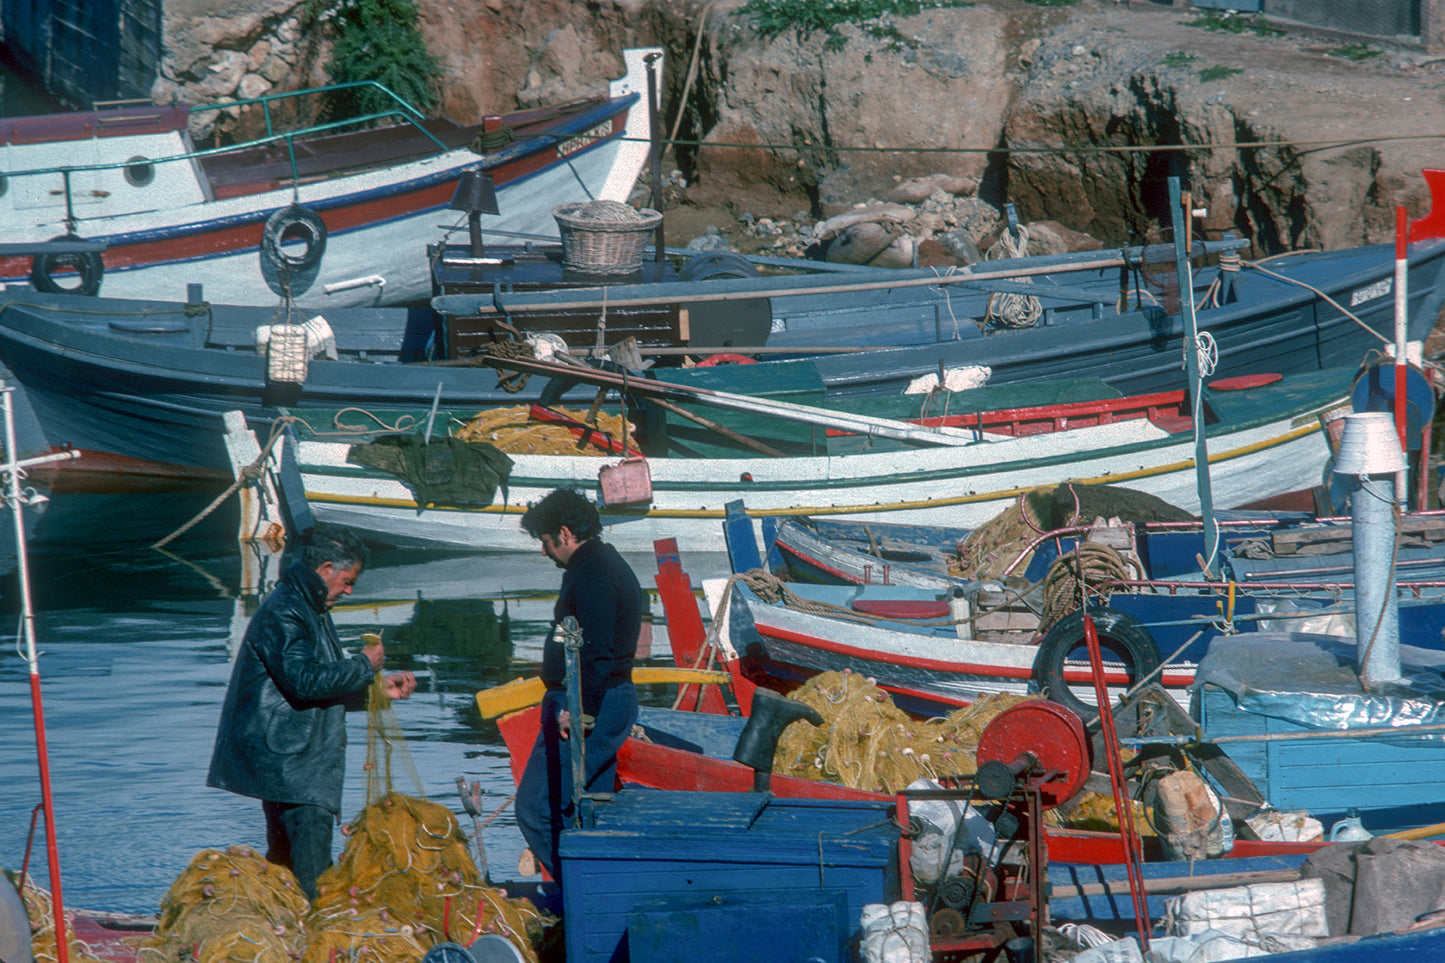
[475,666,733,719]
[1271,514,1445,553]
[1051,867,1301,899]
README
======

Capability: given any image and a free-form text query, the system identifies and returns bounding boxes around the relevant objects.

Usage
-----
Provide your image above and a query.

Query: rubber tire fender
[30,234,103,296]
[1031,607,1161,721]
[261,203,327,274]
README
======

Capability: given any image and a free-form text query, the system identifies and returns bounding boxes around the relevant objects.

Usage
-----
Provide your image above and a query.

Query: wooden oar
[475,666,732,719]
[476,353,981,448]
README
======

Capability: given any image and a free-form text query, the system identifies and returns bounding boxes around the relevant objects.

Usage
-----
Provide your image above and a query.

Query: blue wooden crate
[559,789,899,963]
[627,889,849,963]
[1196,684,1445,829]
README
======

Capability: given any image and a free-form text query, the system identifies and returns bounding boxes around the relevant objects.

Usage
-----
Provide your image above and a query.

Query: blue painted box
[627,889,850,963]
[559,789,899,963]
[1196,683,1445,829]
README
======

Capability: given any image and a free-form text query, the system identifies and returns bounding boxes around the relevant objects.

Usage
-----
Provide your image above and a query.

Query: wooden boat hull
[0,51,655,308]
[295,368,1349,552]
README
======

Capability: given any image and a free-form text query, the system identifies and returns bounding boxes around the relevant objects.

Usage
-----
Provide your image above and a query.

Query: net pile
[950,483,1196,580]
[308,792,548,962]
[453,405,633,456]
[6,871,109,963]
[140,672,550,963]
[770,670,1039,793]
[138,846,309,963]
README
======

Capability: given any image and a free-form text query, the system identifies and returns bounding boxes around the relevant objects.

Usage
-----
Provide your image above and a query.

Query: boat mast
[1169,177,1220,578]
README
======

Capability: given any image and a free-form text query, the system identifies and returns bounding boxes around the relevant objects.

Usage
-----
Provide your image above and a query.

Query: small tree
[303,0,442,120]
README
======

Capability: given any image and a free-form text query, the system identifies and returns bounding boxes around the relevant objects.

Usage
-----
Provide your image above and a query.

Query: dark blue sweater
[541,538,643,714]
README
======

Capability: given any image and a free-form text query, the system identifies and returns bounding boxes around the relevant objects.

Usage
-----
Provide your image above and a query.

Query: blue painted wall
[2,0,161,109]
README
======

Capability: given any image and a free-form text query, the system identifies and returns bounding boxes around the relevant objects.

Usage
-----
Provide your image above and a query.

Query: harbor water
[0,492,731,915]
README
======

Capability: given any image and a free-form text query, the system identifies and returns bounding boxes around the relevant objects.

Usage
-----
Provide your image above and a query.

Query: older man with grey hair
[207,524,415,899]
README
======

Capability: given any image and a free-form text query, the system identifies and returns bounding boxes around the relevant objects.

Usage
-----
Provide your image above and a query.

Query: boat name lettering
[1350,278,1391,306]
[556,122,614,157]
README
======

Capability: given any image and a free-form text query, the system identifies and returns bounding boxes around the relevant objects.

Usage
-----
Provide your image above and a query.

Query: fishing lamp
[1332,411,1407,476]
[449,169,500,257]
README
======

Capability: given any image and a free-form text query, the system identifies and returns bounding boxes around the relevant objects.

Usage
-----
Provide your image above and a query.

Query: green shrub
[302,0,442,119]
[743,0,974,45]
[1185,11,1283,37]
[1331,43,1381,62]
[1198,65,1242,82]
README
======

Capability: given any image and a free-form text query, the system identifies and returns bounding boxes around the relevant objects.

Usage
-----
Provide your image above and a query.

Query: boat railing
[9,81,453,225]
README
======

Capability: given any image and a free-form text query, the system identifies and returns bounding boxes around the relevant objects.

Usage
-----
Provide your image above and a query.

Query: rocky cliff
[158,0,1445,253]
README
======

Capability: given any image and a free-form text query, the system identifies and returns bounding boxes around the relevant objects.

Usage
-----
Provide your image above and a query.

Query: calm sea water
[0,492,731,915]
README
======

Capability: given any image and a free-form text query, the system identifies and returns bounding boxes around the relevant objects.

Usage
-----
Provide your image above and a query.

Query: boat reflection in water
[0,524,729,916]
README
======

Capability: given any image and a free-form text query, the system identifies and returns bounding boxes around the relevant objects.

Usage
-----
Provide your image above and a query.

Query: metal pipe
[5,384,71,963]
[1354,474,1401,684]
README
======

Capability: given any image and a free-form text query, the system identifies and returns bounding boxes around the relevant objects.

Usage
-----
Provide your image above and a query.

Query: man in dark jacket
[207,525,415,899]
[515,488,642,880]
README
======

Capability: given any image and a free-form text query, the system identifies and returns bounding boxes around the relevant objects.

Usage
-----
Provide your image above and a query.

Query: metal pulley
[975,699,1091,810]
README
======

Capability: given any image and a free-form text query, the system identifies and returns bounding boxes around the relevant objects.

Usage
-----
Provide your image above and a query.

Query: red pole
[28,674,69,963]
[5,383,69,963]
[1083,613,1151,951]
[1395,206,1411,507]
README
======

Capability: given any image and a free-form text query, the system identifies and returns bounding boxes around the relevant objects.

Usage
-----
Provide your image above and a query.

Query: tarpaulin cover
[1191,633,1445,743]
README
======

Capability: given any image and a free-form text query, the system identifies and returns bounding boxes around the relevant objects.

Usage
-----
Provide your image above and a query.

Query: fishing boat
[287,365,1352,552]
[433,173,1445,398]
[2,169,1444,484]
[760,508,1445,658]
[0,48,657,307]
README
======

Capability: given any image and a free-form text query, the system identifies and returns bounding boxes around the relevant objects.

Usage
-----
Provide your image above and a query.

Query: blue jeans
[263,800,334,900]
[516,684,638,880]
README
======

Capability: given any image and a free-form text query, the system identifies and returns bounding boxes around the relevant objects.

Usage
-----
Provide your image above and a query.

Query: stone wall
[154,0,1445,252]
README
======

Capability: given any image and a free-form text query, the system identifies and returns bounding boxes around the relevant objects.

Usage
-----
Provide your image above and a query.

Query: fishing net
[950,483,1195,581]
[770,670,1040,794]
[307,792,548,963]
[453,405,634,456]
[140,670,551,963]
[5,871,111,963]
[138,846,309,963]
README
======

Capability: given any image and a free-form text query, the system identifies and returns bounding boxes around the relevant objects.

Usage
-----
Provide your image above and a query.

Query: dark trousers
[263,799,334,900]
[516,683,638,880]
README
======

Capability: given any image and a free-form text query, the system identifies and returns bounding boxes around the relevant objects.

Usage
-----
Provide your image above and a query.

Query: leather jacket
[207,562,373,814]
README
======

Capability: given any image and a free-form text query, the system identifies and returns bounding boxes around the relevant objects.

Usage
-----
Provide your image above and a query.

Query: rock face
[157,0,1445,252]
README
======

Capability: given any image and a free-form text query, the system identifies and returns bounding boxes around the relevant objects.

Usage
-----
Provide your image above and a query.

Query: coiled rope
[1037,542,1140,633]
[984,226,1043,328]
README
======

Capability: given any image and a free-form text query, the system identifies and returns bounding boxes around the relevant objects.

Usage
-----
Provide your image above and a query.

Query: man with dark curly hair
[515,488,643,879]
[207,524,416,899]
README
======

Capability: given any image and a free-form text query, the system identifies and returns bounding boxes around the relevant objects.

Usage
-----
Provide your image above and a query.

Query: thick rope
[983,226,1042,328]
[1037,542,1139,633]
[151,416,296,549]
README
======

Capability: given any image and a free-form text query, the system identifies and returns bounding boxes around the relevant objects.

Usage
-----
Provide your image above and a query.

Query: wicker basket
[553,200,662,275]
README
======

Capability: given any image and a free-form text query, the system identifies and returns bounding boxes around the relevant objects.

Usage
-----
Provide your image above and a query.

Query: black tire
[1032,607,1161,721]
[30,234,103,296]
[260,203,327,274]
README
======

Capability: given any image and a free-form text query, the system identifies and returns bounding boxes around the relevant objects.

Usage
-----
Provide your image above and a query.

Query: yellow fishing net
[770,670,1040,794]
[453,405,634,456]
[139,668,552,963]
[769,670,1154,837]
[5,871,111,963]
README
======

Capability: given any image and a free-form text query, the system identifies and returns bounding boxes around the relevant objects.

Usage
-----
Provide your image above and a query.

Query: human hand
[383,671,416,700]
[362,635,384,670]
[557,709,571,741]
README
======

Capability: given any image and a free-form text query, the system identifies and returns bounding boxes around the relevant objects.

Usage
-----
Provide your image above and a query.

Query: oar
[476,353,983,448]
